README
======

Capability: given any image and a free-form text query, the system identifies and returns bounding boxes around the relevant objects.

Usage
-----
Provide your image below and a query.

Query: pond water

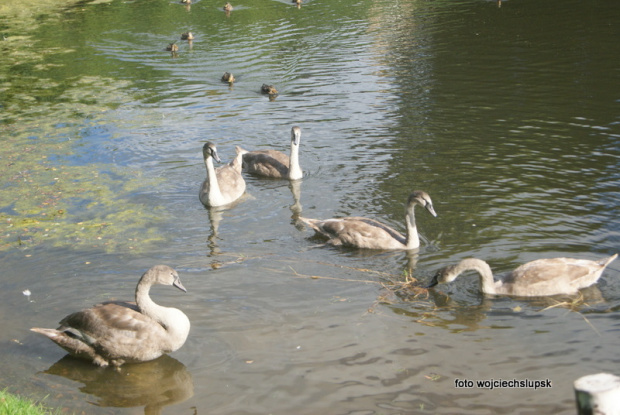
[2,0,620,413]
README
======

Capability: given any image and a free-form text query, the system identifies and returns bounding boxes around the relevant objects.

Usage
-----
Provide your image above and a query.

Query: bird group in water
[30,1,618,368]
[32,116,617,367]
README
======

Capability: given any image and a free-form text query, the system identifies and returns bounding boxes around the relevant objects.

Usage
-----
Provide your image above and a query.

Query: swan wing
[303,217,405,249]
[243,150,290,178]
[59,302,166,342]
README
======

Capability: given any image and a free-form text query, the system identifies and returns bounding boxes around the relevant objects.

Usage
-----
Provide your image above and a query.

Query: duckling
[166,43,179,52]
[223,2,233,11]
[181,0,191,4]
[221,72,235,84]
[181,32,194,40]
[426,254,618,296]
[261,84,278,95]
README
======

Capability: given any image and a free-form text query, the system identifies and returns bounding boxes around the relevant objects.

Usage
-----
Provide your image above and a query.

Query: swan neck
[459,259,497,294]
[288,143,302,180]
[135,280,190,350]
[135,281,166,325]
[204,156,222,199]
[404,204,420,249]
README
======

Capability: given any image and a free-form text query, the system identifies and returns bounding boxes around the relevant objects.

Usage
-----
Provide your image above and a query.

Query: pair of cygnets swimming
[31,126,617,367]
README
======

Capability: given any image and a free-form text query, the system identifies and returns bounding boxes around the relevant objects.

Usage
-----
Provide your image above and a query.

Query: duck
[199,142,246,207]
[166,43,179,52]
[426,254,618,296]
[239,126,303,180]
[223,2,233,11]
[181,32,194,40]
[261,84,278,95]
[180,0,191,3]
[299,191,437,250]
[30,265,190,368]
[221,72,235,84]
[292,0,302,4]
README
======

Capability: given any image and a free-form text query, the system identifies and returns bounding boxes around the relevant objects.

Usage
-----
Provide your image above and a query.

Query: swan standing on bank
[426,254,618,296]
[239,126,303,180]
[299,190,437,250]
[31,265,190,367]
[199,142,246,207]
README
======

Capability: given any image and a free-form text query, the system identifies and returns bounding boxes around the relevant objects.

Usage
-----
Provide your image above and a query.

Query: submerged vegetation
[0,2,168,253]
[0,0,174,254]
[0,76,168,253]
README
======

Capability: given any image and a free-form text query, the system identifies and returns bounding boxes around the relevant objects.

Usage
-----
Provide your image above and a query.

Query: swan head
[408,190,437,217]
[291,126,301,146]
[142,265,187,293]
[425,264,460,288]
[203,142,222,163]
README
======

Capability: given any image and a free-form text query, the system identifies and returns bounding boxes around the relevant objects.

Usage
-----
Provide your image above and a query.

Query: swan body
[427,254,618,296]
[299,191,437,250]
[31,265,190,367]
[239,126,302,180]
[199,142,246,207]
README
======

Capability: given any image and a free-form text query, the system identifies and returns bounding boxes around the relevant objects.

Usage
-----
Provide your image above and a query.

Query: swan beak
[174,279,187,293]
[426,203,438,217]
[213,152,222,163]
[425,274,439,289]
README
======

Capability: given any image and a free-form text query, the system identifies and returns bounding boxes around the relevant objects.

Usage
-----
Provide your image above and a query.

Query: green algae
[0,0,169,254]
[0,76,168,253]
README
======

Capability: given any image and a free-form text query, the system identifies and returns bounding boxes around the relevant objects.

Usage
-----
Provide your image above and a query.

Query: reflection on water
[42,355,193,414]
[288,179,303,220]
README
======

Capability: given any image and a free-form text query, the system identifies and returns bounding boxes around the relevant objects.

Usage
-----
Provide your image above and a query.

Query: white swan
[299,191,437,250]
[199,142,246,207]
[426,254,618,296]
[31,265,190,367]
[239,126,303,180]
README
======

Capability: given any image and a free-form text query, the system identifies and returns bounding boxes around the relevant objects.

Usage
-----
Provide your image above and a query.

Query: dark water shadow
[41,354,193,415]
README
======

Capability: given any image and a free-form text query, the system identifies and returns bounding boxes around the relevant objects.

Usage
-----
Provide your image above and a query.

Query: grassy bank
[0,389,56,415]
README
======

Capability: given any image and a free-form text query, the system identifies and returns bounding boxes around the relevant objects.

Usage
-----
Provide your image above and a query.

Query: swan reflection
[42,355,193,414]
